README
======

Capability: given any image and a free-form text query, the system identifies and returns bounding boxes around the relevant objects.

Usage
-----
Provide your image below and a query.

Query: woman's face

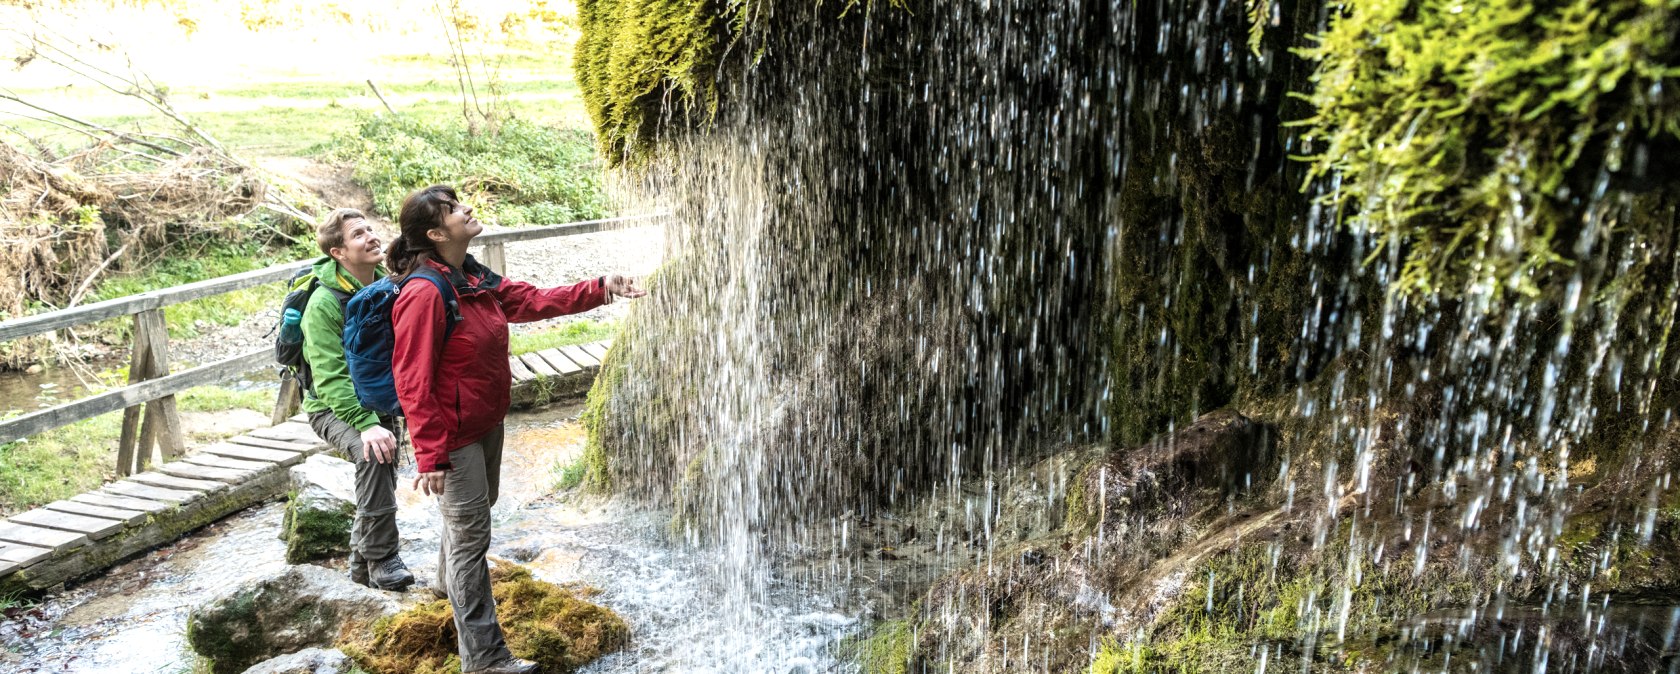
[434,199,483,243]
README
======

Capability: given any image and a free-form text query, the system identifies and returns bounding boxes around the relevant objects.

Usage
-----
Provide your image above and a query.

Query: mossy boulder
[339,561,630,674]
[282,454,356,564]
[186,565,401,674]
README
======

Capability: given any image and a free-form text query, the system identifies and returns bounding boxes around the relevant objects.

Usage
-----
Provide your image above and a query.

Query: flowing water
[0,405,865,673]
[575,0,1680,670]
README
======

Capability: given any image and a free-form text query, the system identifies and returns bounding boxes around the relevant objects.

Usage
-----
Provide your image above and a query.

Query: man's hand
[414,471,446,496]
[604,273,647,300]
[361,426,398,464]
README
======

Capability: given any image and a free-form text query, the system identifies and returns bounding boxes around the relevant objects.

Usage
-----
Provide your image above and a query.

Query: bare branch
[0,90,184,156]
[67,240,129,307]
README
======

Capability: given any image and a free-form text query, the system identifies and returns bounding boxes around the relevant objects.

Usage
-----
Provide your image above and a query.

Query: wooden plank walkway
[0,339,613,593]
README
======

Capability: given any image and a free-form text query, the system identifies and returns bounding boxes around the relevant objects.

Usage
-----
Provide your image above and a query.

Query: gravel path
[169,224,665,369]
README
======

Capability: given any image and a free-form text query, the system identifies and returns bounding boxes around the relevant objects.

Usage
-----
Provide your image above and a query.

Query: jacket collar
[423,255,504,295]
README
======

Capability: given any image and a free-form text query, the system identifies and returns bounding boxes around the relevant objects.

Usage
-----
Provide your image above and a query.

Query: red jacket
[392,257,608,472]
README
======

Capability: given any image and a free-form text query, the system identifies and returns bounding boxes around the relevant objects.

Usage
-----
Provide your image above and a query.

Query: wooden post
[116,310,184,475]
[271,377,302,425]
[483,242,507,275]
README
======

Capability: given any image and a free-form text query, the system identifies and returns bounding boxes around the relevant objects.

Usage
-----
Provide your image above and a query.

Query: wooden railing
[0,212,663,475]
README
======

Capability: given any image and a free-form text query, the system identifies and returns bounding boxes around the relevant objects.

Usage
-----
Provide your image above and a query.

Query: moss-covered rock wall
[575,0,1680,667]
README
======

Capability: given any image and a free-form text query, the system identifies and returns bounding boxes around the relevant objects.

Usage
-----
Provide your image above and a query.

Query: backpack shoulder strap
[400,268,462,340]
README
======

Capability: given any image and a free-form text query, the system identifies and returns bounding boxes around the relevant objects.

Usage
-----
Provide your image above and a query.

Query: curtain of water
[588,0,1680,667]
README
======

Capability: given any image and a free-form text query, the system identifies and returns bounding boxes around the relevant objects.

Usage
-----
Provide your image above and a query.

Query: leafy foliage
[1296,0,1680,300]
[320,114,611,225]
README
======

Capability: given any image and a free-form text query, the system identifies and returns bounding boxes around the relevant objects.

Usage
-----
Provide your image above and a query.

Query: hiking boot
[367,554,415,590]
[467,657,540,674]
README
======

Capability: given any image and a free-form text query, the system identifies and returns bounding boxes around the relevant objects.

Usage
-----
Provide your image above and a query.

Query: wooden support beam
[483,242,507,275]
[116,310,184,474]
[271,377,302,426]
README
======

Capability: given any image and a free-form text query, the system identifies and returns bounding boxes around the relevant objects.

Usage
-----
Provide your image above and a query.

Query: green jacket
[298,256,386,431]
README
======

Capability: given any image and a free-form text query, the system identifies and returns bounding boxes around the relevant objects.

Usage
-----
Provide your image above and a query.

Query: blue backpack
[343,267,462,416]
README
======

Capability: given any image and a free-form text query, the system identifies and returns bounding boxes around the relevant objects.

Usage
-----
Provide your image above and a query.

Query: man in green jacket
[301,207,414,590]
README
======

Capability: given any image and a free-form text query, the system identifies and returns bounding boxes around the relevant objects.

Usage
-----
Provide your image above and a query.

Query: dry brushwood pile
[0,26,320,368]
[0,139,277,312]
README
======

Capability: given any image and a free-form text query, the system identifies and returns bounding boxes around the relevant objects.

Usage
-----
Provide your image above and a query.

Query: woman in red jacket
[385,185,644,674]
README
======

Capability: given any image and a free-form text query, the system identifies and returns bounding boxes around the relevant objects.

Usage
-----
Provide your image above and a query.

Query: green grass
[552,456,588,491]
[5,56,589,158]
[178,385,273,413]
[0,410,121,515]
[509,319,618,355]
[87,235,308,342]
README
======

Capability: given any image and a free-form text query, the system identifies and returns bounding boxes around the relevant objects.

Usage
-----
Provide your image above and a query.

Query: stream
[0,403,865,673]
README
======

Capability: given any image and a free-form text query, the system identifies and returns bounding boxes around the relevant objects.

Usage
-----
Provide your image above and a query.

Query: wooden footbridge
[0,214,657,593]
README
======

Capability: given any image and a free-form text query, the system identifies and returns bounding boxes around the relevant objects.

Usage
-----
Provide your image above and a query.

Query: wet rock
[993,448,1101,544]
[500,542,542,562]
[282,454,356,564]
[1067,409,1275,538]
[188,565,400,674]
[240,647,351,674]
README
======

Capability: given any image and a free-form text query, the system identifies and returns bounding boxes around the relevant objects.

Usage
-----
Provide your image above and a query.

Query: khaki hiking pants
[435,424,514,671]
[308,410,400,565]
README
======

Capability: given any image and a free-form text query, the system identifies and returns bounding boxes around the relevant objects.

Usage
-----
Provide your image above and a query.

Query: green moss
[187,590,267,674]
[1098,530,1478,672]
[573,0,742,164]
[840,619,914,674]
[282,494,353,564]
[340,562,629,674]
[1297,0,1680,301]
[579,331,623,491]
[1062,467,1097,535]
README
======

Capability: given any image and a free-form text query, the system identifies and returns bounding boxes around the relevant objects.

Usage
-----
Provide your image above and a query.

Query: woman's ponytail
[389,184,460,277]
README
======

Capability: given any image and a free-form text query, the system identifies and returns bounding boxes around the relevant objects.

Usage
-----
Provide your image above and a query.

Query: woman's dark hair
[385,185,460,276]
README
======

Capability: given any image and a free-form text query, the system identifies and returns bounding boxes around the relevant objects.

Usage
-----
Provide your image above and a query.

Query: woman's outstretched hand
[605,274,647,300]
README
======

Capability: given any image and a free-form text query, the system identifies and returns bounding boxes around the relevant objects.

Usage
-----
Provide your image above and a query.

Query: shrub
[319,114,612,226]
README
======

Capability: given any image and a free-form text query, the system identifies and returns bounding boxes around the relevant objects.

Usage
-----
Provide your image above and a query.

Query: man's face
[331,218,386,268]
